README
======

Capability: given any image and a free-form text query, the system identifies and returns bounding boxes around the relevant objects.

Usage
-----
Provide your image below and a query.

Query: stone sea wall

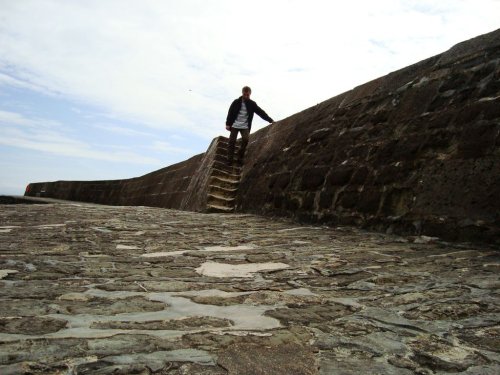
[238,29,500,243]
[26,137,227,211]
[26,29,500,243]
[27,152,206,210]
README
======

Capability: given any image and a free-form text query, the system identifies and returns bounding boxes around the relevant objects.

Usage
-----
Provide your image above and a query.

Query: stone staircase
[206,138,242,213]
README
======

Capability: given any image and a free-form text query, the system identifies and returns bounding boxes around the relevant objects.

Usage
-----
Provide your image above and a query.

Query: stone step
[209,176,239,190]
[214,155,244,169]
[208,184,238,197]
[211,168,240,181]
[205,137,240,214]
[207,193,235,204]
[216,141,241,151]
[213,160,242,173]
[207,197,235,212]
[206,204,235,213]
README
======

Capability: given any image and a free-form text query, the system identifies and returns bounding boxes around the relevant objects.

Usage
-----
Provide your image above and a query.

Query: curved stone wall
[237,29,500,243]
[26,29,500,243]
[26,152,206,209]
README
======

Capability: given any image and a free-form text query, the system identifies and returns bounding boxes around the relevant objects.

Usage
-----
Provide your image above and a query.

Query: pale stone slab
[58,293,91,302]
[0,270,18,279]
[195,262,290,278]
[116,244,140,250]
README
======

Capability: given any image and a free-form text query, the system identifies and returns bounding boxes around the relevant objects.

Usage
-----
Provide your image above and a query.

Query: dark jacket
[226,97,274,131]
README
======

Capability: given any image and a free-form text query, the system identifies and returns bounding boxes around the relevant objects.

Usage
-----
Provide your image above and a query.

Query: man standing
[225,86,274,165]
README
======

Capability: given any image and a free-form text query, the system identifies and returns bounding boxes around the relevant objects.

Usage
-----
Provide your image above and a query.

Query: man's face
[242,91,251,100]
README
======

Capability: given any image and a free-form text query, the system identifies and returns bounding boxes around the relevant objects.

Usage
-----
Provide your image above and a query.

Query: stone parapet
[26,29,500,243]
[26,153,204,210]
[237,29,500,243]
[26,136,242,213]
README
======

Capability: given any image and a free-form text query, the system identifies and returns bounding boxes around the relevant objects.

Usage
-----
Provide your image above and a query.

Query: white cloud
[1,0,498,137]
[0,0,499,192]
[0,110,161,164]
[0,72,46,93]
[0,109,62,128]
[92,123,154,138]
[149,140,193,155]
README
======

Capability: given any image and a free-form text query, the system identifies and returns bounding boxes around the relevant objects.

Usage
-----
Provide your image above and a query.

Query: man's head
[242,86,251,100]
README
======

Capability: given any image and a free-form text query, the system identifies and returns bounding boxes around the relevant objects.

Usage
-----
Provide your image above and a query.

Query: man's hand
[226,125,231,131]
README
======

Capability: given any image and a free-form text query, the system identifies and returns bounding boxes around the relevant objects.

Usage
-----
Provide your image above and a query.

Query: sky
[1,0,499,195]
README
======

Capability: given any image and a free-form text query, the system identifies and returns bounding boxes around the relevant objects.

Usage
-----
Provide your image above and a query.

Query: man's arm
[254,103,274,123]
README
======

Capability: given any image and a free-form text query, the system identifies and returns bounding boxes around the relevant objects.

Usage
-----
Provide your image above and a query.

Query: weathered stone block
[457,123,498,159]
[301,192,315,211]
[392,137,421,160]
[375,165,405,185]
[357,188,382,214]
[307,128,331,143]
[338,190,359,209]
[481,99,500,120]
[327,167,353,186]
[439,71,469,92]
[348,144,371,160]
[319,191,334,209]
[480,73,500,97]
[382,188,414,216]
[349,167,370,185]
[285,194,301,211]
[300,167,328,191]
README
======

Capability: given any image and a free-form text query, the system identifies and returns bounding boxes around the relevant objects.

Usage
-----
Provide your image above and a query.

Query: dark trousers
[227,128,250,161]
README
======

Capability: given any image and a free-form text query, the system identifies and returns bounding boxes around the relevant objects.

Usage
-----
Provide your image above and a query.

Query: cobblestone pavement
[0,200,499,374]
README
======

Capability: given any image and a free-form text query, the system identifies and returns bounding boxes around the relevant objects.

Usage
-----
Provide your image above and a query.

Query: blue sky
[1,0,499,195]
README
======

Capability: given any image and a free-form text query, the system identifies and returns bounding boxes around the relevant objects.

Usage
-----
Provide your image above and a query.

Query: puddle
[0,288,282,342]
[195,262,290,278]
